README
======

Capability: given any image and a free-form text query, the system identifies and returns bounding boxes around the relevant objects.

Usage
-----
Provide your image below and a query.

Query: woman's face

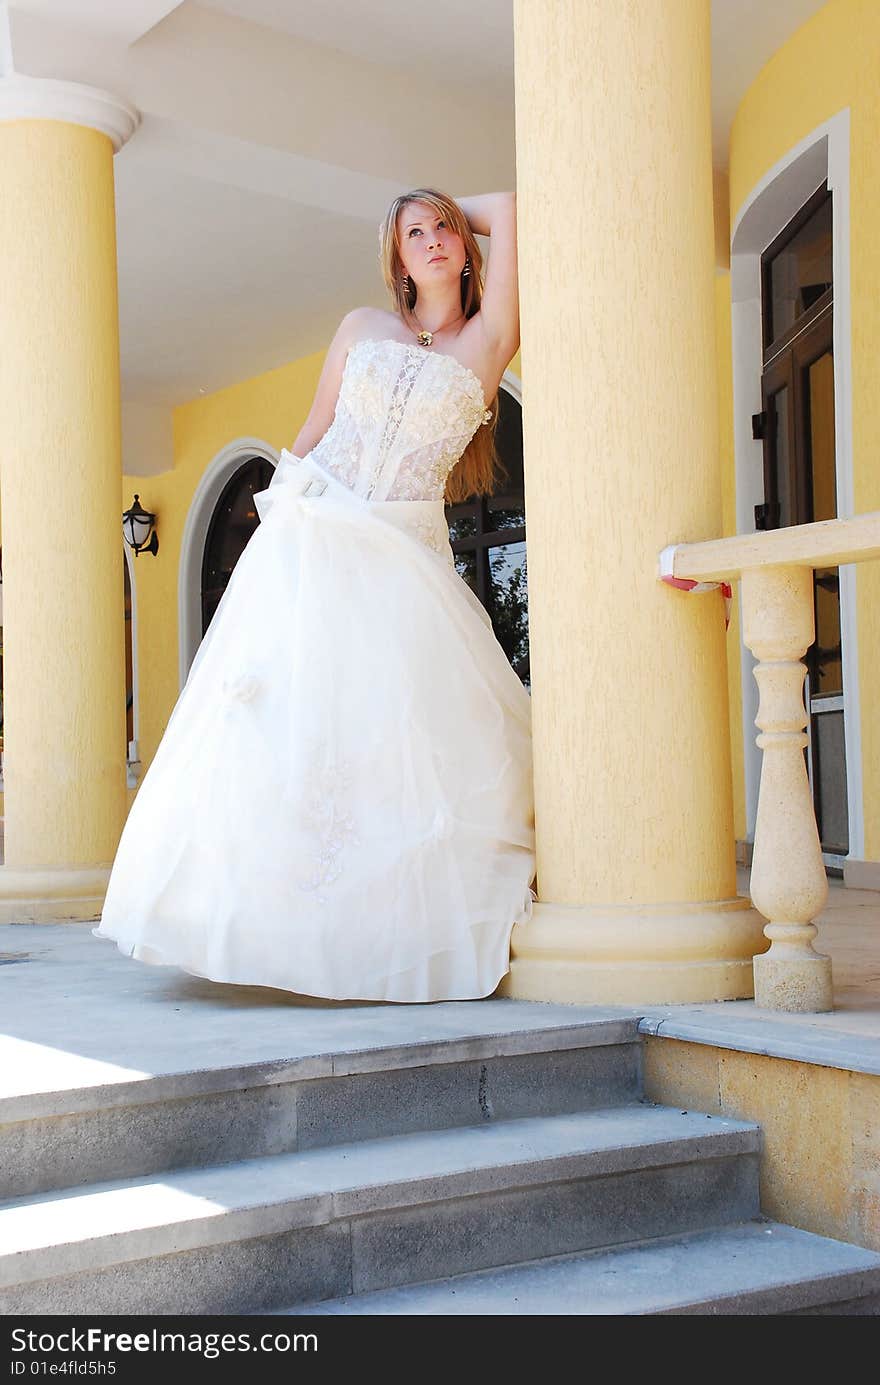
[396,201,466,290]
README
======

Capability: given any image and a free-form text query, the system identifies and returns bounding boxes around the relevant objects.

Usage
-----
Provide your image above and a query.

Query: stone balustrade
[660,511,880,1012]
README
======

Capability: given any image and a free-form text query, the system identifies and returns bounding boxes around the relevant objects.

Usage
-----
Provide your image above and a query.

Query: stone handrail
[659,510,880,1013]
[664,512,880,582]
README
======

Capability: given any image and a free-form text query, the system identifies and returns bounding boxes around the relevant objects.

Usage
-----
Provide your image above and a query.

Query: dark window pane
[812,568,842,697]
[201,457,274,635]
[768,195,832,343]
[812,708,848,854]
[454,548,478,593]
[448,511,477,542]
[445,388,530,690]
[806,349,840,694]
[489,541,529,689]
[808,349,836,522]
[486,497,526,532]
[770,385,792,527]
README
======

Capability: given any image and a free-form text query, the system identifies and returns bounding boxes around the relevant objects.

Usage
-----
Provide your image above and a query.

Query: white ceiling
[7,1,180,45]
[201,0,515,94]
[3,0,830,474]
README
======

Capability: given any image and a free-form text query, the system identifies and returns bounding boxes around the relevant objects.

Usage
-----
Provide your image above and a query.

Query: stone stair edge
[277,1221,880,1317]
[637,1012,880,1080]
[0,1105,761,1289]
[0,1016,644,1124]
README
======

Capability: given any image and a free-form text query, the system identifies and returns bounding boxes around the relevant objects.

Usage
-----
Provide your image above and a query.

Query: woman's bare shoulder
[341,306,401,345]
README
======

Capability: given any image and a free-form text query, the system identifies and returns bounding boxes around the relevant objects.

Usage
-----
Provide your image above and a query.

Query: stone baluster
[741,565,833,1011]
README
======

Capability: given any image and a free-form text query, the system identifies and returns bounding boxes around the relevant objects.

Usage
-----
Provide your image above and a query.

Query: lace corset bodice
[305,337,491,502]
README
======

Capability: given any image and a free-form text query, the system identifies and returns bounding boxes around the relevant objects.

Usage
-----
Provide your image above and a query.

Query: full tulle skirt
[93,450,537,1002]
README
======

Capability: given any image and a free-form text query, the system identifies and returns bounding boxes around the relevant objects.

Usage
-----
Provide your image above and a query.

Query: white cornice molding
[0,74,139,150]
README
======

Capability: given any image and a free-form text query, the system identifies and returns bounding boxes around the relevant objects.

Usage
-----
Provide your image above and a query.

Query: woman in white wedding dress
[94,187,537,1003]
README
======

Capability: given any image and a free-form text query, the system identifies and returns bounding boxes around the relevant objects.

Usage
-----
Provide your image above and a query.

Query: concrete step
[0,1013,642,1199]
[277,1221,880,1316]
[0,1103,759,1315]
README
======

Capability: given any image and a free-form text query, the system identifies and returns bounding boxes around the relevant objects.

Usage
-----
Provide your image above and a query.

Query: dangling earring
[401,273,410,291]
[462,257,471,277]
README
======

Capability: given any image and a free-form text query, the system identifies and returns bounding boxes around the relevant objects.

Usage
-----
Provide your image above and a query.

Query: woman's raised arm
[455,191,519,359]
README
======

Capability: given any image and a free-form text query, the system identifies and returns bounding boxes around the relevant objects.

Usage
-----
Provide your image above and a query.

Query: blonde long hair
[377,187,503,502]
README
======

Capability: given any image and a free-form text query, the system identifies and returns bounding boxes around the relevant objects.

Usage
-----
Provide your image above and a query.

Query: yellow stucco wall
[123,348,324,784]
[728,0,880,859]
[645,1036,880,1251]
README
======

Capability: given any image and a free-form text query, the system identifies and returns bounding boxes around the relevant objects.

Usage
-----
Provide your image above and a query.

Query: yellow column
[0,77,139,921]
[501,0,766,1002]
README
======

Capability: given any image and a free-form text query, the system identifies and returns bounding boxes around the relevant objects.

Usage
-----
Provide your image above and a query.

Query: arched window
[201,457,274,636]
[445,389,529,688]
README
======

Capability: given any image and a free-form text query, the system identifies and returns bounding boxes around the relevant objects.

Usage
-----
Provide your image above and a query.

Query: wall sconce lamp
[122,495,159,557]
